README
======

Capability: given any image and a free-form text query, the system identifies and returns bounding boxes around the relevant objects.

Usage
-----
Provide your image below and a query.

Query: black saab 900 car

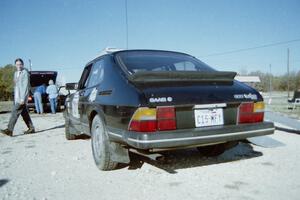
[64,49,274,170]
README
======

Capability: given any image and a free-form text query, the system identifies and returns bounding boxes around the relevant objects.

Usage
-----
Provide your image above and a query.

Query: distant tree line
[0,64,15,101]
[247,70,300,92]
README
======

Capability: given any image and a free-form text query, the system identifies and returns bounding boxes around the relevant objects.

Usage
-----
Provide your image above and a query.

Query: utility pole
[268,64,272,105]
[28,59,32,71]
[287,48,290,98]
[269,64,272,95]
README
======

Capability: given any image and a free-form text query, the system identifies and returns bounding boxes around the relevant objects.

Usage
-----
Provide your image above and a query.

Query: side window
[86,59,105,88]
[174,61,196,71]
[78,64,93,89]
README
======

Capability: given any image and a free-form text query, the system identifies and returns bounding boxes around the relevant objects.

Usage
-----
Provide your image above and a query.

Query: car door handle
[98,90,112,96]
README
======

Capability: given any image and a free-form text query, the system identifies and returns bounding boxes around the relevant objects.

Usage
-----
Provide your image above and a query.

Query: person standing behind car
[1,58,35,136]
[34,84,46,114]
[46,79,58,114]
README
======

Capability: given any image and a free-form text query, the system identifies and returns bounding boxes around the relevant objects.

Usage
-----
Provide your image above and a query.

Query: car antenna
[125,0,129,49]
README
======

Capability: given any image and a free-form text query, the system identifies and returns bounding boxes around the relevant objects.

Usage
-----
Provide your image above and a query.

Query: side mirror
[65,82,78,90]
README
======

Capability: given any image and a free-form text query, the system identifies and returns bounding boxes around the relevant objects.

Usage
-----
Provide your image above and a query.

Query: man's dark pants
[8,103,34,131]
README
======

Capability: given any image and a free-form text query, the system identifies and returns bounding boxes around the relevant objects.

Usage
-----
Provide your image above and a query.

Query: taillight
[157,106,176,131]
[253,101,265,112]
[128,106,176,132]
[128,107,157,132]
[238,102,264,123]
[129,120,157,132]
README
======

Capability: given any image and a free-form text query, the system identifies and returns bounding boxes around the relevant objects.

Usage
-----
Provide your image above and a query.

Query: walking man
[1,58,35,136]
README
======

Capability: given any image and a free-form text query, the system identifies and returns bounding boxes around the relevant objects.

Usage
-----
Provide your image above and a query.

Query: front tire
[91,115,118,171]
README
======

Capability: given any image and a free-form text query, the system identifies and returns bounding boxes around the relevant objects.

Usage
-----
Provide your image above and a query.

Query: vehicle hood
[140,80,262,106]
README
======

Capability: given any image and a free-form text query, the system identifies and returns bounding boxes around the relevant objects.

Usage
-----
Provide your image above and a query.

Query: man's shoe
[1,129,13,136]
[24,127,35,134]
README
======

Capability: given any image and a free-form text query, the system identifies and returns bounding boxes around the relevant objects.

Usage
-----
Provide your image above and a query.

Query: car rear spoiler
[128,71,237,85]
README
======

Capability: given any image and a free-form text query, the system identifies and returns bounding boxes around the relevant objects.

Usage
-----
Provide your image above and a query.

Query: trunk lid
[138,80,262,130]
[30,71,58,88]
[140,80,262,106]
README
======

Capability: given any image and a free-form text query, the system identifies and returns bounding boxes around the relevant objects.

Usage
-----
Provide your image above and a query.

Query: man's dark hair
[15,58,24,65]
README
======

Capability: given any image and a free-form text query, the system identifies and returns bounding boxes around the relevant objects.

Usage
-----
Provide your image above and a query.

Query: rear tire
[197,141,238,157]
[91,115,118,171]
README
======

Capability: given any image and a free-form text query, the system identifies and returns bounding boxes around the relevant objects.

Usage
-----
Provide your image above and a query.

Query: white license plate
[194,108,224,127]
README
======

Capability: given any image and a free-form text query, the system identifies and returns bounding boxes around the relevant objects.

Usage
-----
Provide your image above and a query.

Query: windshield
[115,50,215,74]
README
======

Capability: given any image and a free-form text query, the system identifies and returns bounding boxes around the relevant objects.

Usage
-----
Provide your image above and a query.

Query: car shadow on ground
[35,124,65,133]
[120,142,262,174]
[11,124,91,140]
[0,179,9,188]
[11,124,65,137]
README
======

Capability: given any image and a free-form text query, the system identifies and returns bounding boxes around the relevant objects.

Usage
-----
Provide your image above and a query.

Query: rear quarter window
[86,59,105,88]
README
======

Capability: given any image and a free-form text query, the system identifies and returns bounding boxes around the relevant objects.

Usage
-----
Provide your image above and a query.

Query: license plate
[194,108,224,127]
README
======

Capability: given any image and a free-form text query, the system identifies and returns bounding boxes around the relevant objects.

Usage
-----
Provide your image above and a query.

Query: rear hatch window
[115,50,236,86]
[115,50,215,74]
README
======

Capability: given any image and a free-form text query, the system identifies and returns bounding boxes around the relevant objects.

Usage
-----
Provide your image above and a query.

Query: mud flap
[247,136,285,148]
[109,142,130,164]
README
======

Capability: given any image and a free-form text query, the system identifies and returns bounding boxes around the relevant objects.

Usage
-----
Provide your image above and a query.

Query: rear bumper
[107,122,275,150]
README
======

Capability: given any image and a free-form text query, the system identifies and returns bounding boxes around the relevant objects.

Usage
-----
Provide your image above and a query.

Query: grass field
[263,91,300,120]
[0,101,13,113]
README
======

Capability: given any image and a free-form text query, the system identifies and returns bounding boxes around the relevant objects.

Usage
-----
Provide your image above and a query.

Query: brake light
[157,106,176,131]
[238,102,264,123]
[128,106,176,132]
[129,120,157,132]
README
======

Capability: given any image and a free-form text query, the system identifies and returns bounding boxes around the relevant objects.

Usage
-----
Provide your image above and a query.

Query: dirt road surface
[0,113,299,200]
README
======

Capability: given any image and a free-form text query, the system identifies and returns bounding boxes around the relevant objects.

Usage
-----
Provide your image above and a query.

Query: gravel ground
[0,113,299,200]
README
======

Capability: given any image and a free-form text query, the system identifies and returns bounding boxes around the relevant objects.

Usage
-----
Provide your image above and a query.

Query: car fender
[88,104,130,164]
[87,104,107,131]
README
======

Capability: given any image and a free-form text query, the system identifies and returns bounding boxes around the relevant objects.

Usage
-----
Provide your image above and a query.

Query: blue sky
[0,0,300,83]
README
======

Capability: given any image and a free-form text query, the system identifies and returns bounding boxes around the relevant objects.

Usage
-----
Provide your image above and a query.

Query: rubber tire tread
[91,115,118,171]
